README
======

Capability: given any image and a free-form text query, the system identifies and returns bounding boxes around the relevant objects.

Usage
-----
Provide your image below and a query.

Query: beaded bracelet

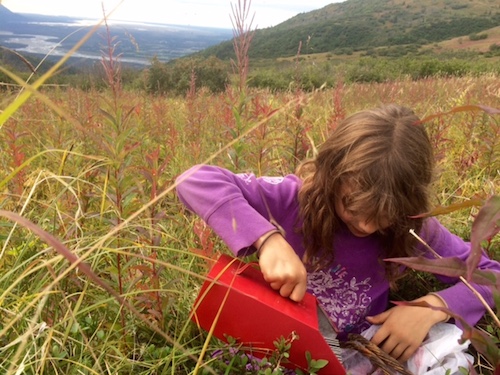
[256,229,282,258]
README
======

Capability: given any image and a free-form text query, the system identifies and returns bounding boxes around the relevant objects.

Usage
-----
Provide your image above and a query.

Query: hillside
[434,25,500,53]
[201,0,500,59]
[0,4,28,22]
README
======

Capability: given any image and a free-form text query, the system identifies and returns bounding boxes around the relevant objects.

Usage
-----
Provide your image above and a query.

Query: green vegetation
[3,0,500,95]
[3,50,499,95]
[146,55,230,95]
[1,55,500,373]
[199,0,500,59]
[470,33,489,41]
[1,0,500,373]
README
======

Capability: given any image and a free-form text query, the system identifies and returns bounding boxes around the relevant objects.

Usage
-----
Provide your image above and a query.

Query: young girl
[176,104,499,369]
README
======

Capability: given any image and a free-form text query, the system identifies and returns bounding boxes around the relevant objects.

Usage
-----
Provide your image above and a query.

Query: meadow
[1,18,500,374]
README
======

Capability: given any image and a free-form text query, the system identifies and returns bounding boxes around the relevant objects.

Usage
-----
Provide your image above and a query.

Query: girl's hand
[366,294,449,362]
[256,231,307,302]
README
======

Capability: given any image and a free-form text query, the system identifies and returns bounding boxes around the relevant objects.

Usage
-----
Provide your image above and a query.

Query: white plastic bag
[342,323,473,375]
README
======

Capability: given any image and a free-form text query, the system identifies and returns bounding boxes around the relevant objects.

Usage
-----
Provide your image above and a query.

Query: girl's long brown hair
[297,104,434,285]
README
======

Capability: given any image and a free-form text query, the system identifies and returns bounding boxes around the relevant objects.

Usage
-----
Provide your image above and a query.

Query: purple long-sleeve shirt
[176,164,499,334]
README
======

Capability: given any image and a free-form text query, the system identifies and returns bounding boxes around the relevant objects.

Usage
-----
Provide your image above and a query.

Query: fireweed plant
[0,1,500,374]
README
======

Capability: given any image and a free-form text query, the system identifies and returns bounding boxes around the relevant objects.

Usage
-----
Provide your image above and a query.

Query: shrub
[469,33,488,41]
[146,55,229,96]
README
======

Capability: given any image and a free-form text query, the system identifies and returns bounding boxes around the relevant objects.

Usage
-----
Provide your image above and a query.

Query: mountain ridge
[200,0,500,59]
[0,4,28,22]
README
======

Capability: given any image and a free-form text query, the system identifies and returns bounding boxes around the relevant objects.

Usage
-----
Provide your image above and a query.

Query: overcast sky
[2,0,344,29]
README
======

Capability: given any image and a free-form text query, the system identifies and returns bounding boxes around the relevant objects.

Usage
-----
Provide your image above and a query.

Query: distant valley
[2,0,500,75]
[0,5,233,67]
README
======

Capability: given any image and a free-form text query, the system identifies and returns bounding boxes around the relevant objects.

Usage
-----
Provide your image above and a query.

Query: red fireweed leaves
[191,219,219,267]
[385,256,500,287]
[420,104,500,124]
[468,196,500,279]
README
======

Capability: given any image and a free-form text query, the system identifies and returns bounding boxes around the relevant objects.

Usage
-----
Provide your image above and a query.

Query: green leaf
[70,322,80,334]
[310,359,329,370]
[305,351,312,363]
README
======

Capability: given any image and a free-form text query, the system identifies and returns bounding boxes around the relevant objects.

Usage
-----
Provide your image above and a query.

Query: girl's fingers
[289,280,307,302]
[269,280,284,291]
[399,345,417,362]
[270,279,306,302]
[278,282,295,298]
[386,342,406,361]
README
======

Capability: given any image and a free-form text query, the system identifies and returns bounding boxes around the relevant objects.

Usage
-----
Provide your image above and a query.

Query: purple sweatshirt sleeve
[175,164,300,257]
[419,217,500,327]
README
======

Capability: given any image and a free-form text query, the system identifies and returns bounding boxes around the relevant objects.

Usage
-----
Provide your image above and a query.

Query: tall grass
[1,76,500,373]
[1,5,500,375]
